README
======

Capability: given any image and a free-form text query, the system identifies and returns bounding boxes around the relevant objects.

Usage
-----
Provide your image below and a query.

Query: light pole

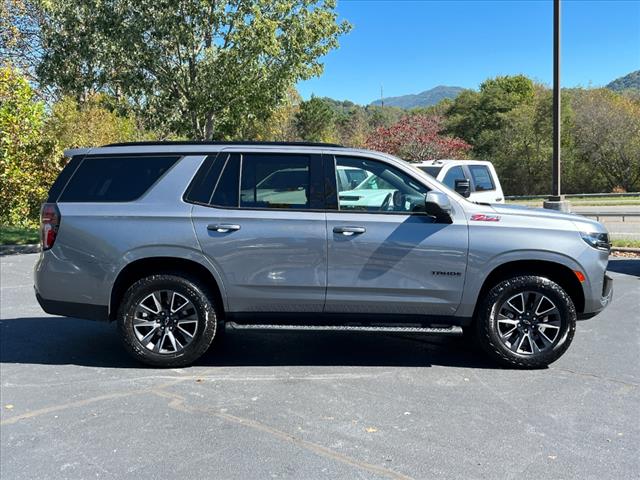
[544,0,570,211]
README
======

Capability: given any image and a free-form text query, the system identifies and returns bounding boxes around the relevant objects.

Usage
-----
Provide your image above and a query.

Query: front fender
[456,249,589,318]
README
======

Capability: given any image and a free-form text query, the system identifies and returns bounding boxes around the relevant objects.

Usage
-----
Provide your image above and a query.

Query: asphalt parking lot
[1,254,639,480]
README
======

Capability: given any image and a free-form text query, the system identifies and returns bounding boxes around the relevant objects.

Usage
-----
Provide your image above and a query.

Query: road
[1,254,639,480]
[572,206,640,241]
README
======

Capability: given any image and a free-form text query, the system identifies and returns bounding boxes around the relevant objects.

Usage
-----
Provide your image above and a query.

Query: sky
[297,0,640,105]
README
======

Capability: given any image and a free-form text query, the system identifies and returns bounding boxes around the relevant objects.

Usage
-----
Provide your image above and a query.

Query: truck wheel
[475,275,576,368]
[117,274,218,367]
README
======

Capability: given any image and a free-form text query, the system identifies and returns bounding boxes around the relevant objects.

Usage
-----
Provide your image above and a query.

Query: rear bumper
[35,291,109,321]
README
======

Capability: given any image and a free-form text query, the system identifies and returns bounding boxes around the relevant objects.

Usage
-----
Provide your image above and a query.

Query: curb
[0,244,40,256]
[611,247,640,254]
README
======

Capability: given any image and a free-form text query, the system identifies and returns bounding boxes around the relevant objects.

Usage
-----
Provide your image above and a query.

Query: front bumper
[578,273,613,320]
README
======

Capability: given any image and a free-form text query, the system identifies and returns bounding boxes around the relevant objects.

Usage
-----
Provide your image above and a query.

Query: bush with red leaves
[365,114,471,161]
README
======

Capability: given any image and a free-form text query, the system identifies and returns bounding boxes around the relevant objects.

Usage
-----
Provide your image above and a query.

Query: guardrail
[579,212,640,222]
[505,192,640,200]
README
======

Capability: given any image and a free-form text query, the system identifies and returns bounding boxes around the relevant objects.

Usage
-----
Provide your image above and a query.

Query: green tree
[446,75,536,156]
[337,107,368,147]
[571,89,640,192]
[0,65,54,227]
[37,0,350,140]
[0,0,45,83]
[245,87,301,141]
[47,95,145,149]
[295,96,336,142]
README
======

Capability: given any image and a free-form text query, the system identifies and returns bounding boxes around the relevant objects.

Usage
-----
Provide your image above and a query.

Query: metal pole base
[543,196,571,212]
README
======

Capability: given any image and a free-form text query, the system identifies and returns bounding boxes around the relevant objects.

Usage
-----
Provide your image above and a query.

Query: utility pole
[544,0,570,211]
[380,85,384,109]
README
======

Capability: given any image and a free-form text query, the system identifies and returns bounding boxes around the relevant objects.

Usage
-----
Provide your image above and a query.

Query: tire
[474,275,576,368]
[117,274,219,367]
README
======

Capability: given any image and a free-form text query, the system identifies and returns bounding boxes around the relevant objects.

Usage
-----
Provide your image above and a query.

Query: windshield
[418,166,442,178]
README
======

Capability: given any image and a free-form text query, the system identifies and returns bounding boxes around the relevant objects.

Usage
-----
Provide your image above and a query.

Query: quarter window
[59,156,179,202]
[240,154,310,209]
[469,165,495,191]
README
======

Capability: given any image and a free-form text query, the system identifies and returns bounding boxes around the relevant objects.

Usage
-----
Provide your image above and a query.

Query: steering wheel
[379,192,393,211]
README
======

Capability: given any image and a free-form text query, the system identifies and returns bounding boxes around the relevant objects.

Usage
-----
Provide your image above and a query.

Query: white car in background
[414,159,505,204]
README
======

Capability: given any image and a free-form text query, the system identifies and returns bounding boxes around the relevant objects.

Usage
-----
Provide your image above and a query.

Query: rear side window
[240,154,310,209]
[46,155,83,202]
[59,156,179,202]
[210,155,240,207]
[469,165,495,191]
[442,166,466,189]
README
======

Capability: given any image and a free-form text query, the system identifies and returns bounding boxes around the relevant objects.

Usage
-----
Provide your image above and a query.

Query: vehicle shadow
[608,259,640,277]
[0,317,499,370]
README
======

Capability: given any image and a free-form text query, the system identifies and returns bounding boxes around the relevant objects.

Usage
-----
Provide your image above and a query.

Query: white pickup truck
[414,159,505,204]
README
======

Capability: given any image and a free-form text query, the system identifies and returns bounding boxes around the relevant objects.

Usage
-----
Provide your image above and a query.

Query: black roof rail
[103,140,344,148]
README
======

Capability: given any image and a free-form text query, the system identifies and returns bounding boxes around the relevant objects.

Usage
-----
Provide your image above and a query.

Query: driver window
[336,156,429,213]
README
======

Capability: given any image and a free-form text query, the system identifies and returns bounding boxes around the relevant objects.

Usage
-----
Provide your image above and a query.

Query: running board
[226,322,463,335]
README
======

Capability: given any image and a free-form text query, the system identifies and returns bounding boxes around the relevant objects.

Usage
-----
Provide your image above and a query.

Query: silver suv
[34,141,613,368]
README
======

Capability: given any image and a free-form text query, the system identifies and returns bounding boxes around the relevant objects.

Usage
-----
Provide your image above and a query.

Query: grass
[0,225,40,246]
[611,239,640,249]
[507,195,640,207]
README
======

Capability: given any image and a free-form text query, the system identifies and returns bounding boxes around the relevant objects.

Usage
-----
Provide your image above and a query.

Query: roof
[413,159,493,166]
[103,140,343,148]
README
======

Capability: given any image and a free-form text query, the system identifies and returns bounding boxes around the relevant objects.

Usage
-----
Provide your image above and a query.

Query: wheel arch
[109,256,226,322]
[472,259,585,318]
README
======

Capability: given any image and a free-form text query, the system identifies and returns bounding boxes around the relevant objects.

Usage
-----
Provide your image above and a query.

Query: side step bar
[226,322,463,335]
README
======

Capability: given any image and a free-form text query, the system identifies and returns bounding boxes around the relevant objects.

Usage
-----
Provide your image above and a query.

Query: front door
[191,151,327,313]
[326,155,468,316]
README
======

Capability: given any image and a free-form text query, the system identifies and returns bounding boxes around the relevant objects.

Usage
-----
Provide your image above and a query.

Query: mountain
[606,70,640,91]
[370,85,464,109]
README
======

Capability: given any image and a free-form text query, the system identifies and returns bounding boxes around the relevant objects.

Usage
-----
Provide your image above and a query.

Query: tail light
[40,203,61,250]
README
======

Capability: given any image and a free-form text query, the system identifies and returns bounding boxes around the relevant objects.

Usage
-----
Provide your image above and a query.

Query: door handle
[207,224,241,233]
[333,226,366,236]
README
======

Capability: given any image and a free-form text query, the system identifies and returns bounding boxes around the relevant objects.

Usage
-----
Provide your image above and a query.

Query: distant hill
[606,70,640,91]
[370,85,464,109]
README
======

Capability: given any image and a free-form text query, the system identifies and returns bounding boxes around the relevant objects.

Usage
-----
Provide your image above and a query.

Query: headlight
[580,232,610,251]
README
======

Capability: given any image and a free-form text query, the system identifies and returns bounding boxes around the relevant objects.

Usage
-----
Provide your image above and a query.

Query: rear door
[325,155,468,316]
[190,151,328,313]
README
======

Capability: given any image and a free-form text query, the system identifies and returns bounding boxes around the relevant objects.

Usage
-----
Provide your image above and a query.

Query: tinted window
[469,165,495,191]
[184,154,225,204]
[240,154,310,209]
[336,156,429,213]
[418,166,442,178]
[210,155,240,207]
[47,155,83,202]
[59,156,179,202]
[442,166,466,189]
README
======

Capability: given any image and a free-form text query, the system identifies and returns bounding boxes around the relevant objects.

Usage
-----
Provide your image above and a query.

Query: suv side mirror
[454,178,471,198]
[424,191,453,223]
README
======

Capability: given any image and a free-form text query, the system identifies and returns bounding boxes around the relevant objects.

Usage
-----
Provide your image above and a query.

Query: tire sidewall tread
[474,275,577,369]
[117,274,218,367]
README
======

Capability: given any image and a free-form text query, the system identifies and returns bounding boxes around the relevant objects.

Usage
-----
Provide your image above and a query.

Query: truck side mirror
[424,191,453,224]
[454,178,471,198]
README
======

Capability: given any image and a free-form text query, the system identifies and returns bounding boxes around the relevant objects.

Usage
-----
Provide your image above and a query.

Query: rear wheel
[475,275,576,368]
[117,274,218,367]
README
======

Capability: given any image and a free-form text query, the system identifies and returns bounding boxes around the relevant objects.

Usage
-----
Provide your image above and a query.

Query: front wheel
[117,274,218,367]
[475,276,576,368]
